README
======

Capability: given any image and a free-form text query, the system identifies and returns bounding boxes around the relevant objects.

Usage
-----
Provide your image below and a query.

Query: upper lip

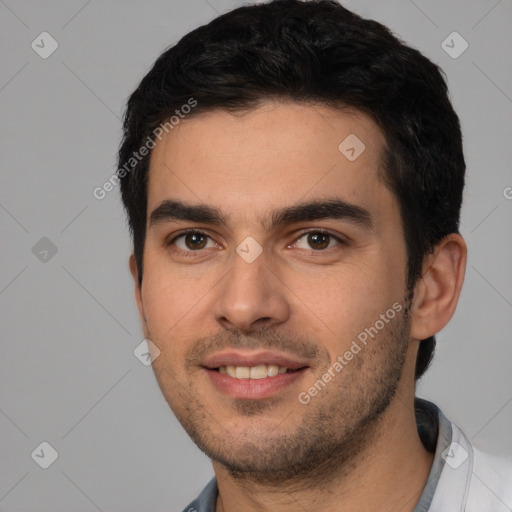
[201,350,311,370]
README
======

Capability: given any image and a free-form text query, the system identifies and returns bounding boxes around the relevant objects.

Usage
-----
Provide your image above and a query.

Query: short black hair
[117,0,465,380]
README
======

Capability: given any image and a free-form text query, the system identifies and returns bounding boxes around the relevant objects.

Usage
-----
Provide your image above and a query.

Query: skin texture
[129,102,467,511]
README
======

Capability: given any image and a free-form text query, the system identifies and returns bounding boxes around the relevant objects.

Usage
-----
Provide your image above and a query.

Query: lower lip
[204,368,308,399]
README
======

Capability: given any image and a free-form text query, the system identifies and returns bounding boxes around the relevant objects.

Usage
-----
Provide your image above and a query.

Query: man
[117,1,512,510]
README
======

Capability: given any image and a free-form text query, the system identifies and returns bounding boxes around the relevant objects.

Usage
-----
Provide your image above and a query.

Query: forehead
[146,102,391,223]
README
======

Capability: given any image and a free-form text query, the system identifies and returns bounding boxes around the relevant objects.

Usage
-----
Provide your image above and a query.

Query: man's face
[132,102,416,480]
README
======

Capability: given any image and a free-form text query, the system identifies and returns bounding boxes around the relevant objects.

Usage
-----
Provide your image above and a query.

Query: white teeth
[218,364,291,379]
[235,366,250,379]
[250,365,267,379]
[267,364,279,377]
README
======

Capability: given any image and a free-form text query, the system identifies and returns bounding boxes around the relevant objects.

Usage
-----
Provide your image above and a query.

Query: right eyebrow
[149,200,228,228]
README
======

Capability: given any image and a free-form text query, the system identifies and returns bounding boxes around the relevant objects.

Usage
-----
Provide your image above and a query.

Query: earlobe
[410,234,467,341]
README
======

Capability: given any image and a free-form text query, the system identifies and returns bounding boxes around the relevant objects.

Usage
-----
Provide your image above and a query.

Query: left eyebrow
[268,199,374,231]
[148,198,374,231]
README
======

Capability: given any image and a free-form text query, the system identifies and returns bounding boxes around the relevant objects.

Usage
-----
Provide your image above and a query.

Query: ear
[129,254,146,333]
[410,234,467,340]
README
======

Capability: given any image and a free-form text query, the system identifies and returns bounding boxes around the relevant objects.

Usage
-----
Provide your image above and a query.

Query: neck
[213,391,434,512]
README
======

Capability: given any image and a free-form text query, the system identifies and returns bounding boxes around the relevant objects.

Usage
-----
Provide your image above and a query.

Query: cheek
[140,257,215,345]
[283,257,403,353]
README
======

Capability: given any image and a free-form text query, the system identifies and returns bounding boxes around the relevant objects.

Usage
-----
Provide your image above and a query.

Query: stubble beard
[151,301,412,488]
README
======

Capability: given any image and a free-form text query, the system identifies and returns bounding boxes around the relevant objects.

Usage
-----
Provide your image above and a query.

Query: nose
[212,248,290,332]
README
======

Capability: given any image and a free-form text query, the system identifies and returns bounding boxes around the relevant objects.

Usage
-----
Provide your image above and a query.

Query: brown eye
[307,232,330,250]
[171,232,214,251]
[292,231,342,251]
[184,232,208,250]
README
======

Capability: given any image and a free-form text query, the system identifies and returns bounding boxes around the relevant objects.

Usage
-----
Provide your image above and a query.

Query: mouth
[201,351,311,399]
[215,364,304,379]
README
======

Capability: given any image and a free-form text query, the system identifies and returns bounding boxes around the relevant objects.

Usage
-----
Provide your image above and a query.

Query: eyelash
[292,229,347,250]
[165,228,347,255]
[165,229,216,258]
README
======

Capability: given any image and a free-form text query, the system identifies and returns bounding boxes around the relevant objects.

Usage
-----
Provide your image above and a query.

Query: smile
[217,364,296,379]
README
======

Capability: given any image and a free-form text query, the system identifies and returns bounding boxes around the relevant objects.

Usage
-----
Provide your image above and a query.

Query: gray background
[1,0,511,510]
